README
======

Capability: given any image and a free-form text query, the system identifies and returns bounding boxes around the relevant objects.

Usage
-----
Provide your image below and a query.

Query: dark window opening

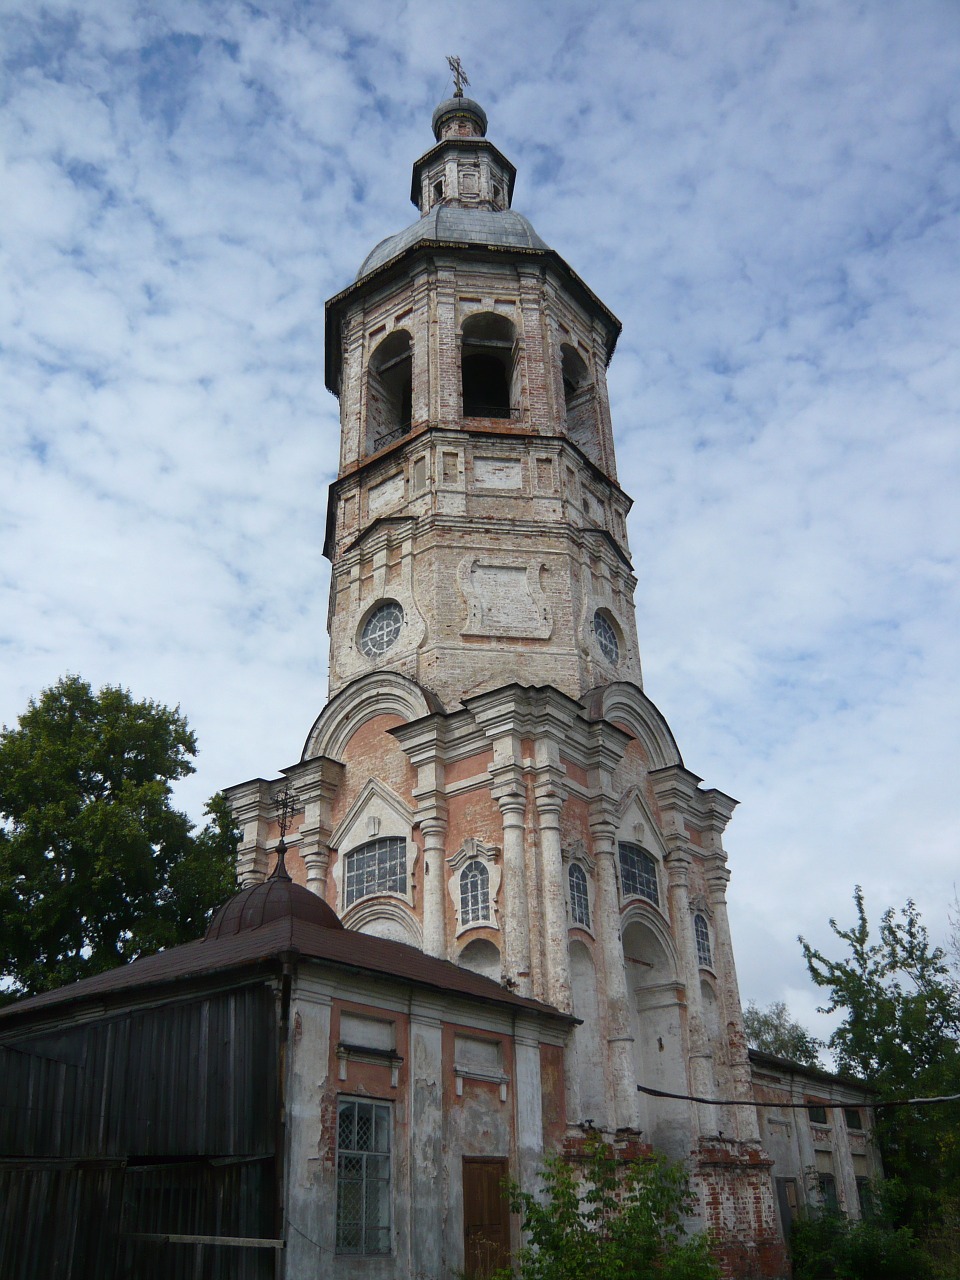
[433,180,443,201]
[618,842,659,907]
[818,1172,838,1213]
[493,183,502,205]
[807,1104,828,1124]
[367,330,412,454]
[843,1107,863,1130]
[461,313,516,419]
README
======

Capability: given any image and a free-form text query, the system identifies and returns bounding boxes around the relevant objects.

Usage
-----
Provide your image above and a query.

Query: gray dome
[358,204,549,280]
[432,96,487,139]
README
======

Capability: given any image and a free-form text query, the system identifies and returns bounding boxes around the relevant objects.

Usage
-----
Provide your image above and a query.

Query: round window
[359,601,404,657]
[594,610,619,664]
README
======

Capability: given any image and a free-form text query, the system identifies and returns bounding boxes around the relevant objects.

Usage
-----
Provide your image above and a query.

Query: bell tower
[226,79,784,1273]
[323,90,641,709]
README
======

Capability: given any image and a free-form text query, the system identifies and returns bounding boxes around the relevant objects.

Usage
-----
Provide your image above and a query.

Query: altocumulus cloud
[1,0,958,1035]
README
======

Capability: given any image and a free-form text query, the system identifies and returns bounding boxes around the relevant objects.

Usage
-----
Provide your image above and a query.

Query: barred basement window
[694,913,712,967]
[460,860,490,926]
[359,601,404,657]
[344,838,406,907]
[569,863,590,928]
[336,1098,391,1255]
[618,842,659,907]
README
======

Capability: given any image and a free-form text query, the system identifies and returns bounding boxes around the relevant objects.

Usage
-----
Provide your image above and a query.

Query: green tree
[0,675,238,998]
[800,888,960,1235]
[495,1131,720,1280]
[743,999,824,1068]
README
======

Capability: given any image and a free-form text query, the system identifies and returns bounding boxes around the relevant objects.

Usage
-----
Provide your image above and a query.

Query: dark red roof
[0,913,569,1027]
[206,876,344,938]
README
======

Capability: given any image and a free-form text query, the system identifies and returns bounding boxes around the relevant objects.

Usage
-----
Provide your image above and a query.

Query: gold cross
[446,54,469,98]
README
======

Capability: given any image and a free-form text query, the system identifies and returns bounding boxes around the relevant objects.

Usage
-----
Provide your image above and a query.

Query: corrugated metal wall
[0,983,280,1279]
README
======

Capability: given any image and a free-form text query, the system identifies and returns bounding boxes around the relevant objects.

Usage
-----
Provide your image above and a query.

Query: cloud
[0,0,957,1035]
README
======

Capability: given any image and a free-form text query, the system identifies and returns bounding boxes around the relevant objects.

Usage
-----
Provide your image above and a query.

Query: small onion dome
[432,95,487,140]
[205,841,344,939]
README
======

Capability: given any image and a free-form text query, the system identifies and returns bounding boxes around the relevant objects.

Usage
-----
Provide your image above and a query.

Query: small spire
[446,54,469,98]
[269,783,298,880]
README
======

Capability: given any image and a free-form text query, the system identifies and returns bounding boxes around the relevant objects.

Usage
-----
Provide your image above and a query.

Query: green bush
[494,1132,720,1280]
[790,1209,931,1280]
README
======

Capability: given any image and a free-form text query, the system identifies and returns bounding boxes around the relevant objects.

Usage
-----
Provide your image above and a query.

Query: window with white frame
[344,837,406,908]
[694,913,712,967]
[568,863,590,928]
[336,1098,391,1254]
[618,842,659,907]
[460,860,490,926]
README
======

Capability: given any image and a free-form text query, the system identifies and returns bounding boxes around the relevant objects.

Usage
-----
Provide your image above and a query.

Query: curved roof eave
[324,240,622,394]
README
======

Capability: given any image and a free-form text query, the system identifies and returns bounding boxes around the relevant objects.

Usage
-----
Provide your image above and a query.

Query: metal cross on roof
[274,784,298,839]
[446,54,469,98]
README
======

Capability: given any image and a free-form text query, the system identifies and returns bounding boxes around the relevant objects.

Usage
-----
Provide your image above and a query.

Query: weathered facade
[0,869,571,1279]
[0,89,884,1280]
[222,91,792,1275]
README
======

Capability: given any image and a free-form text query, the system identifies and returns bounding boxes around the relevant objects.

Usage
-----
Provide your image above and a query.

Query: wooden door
[462,1157,510,1279]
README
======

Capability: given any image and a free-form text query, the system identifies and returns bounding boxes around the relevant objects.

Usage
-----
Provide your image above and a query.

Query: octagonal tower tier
[323,96,641,708]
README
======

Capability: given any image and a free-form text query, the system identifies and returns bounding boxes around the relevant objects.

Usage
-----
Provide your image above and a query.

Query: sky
[2,0,958,1040]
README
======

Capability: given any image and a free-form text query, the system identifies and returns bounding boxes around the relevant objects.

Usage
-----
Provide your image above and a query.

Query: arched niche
[366,329,412,454]
[461,312,517,419]
[622,919,690,1159]
[457,937,501,981]
[560,343,599,462]
[568,940,606,1127]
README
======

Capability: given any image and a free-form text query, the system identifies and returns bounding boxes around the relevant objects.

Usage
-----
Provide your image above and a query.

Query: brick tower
[225,87,783,1272]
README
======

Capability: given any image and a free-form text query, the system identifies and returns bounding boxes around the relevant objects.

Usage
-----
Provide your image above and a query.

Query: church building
[0,82,881,1280]
[224,86,785,1272]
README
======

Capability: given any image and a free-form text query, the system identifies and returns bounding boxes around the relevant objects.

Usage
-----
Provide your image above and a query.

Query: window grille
[618,842,659,907]
[460,860,490,926]
[360,601,404,657]
[344,838,406,907]
[568,863,590,928]
[593,611,619,664]
[336,1099,391,1255]
[694,913,712,967]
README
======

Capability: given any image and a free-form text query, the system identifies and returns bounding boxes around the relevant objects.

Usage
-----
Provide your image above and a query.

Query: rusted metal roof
[0,914,571,1027]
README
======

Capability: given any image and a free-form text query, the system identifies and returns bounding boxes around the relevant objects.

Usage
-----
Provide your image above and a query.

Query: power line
[637,1082,960,1110]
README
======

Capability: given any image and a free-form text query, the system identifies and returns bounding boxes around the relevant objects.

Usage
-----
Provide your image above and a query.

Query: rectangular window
[336,1099,391,1255]
[843,1107,863,1130]
[807,1104,828,1124]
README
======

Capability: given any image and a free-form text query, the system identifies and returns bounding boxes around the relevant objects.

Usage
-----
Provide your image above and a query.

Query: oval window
[359,601,404,657]
[594,610,619,664]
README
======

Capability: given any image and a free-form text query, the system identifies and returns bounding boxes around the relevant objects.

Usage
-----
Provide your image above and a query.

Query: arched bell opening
[461,313,517,419]
[366,330,413,455]
[560,342,599,462]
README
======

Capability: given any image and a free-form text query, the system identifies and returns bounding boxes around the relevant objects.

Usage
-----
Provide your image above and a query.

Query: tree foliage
[495,1132,720,1280]
[743,999,824,1068]
[0,676,238,998]
[800,888,960,1231]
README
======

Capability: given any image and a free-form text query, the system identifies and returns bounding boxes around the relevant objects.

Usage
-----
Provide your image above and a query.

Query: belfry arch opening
[461,312,517,419]
[366,329,412,455]
[560,342,599,461]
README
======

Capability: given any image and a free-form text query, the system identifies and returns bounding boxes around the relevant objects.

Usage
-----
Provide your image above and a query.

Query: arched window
[560,342,599,461]
[694,913,712,968]
[568,863,590,928]
[618,842,659,907]
[461,313,516,419]
[344,837,406,907]
[459,860,490,926]
[366,330,412,454]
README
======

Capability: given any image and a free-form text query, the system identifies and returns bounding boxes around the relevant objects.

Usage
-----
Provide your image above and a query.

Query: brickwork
[224,93,794,1277]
